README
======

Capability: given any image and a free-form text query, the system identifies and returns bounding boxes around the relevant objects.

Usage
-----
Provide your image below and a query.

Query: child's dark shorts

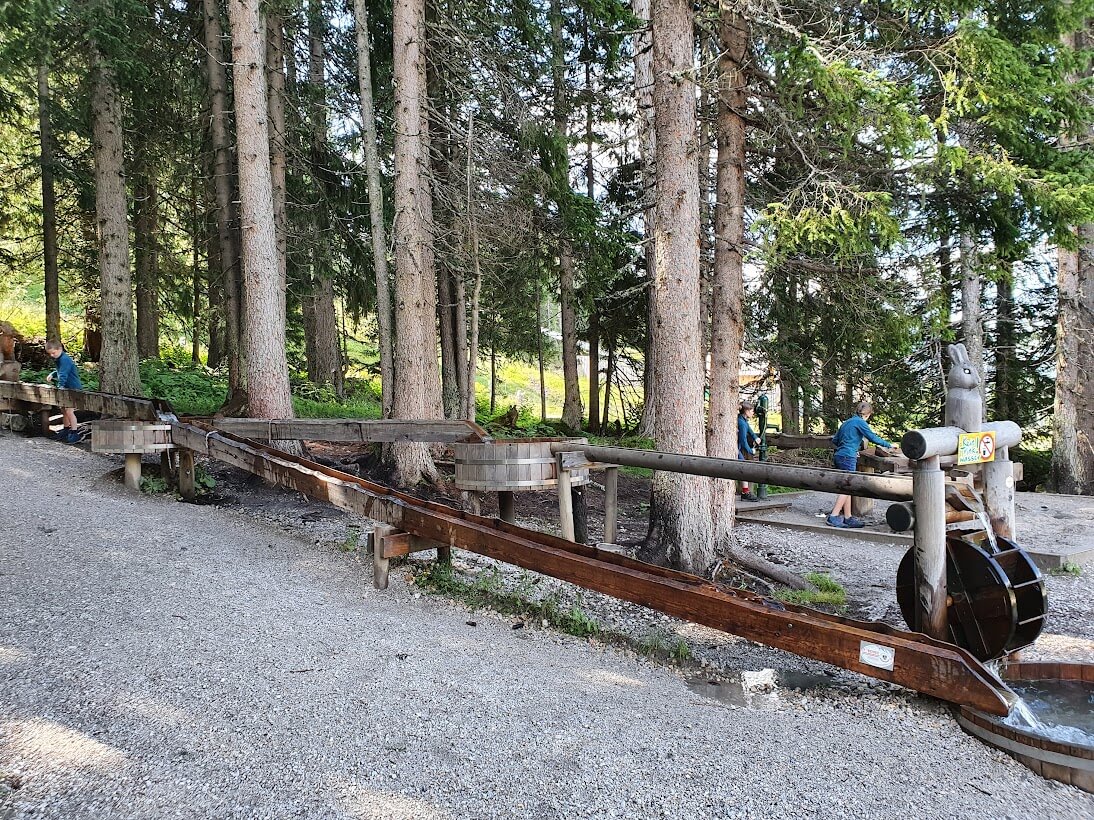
[833,455,857,472]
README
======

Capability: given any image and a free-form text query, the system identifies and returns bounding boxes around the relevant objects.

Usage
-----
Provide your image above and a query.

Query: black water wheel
[993,537,1048,652]
[897,537,1018,662]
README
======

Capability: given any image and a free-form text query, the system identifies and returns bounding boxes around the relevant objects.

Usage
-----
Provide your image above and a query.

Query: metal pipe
[549,442,913,502]
[902,421,1021,460]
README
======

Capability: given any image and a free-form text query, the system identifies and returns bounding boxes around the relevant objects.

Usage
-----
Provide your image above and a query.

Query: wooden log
[124,453,142,491]
[557,455,575,542]
[498,491,516,524]
[178,449,196,501]
[902,421,1021,460]
[372,523,396,589]
[0,380,163,421]
[572,485,588,545]
[912,456,948,640]
[983,447,1016,539]
[765,433,837,450]
[209,417,485,443]
[603,466,619,545]
[39,409,53,436]
[549,442,913,502]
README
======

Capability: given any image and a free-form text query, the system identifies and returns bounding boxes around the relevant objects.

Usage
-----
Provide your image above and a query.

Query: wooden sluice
[170,420,1012,716]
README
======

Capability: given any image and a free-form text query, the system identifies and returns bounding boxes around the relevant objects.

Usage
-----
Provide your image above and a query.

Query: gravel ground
[2,432,1093,819]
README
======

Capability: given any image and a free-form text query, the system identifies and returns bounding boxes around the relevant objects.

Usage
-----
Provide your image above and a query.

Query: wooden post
[178,449,196,501]
[497,491,516,523]
[983,446,1016,539]
[571,485,588,544]
[124,453,142,491]
[557,454,575,542]
[603,466,619,545]
[39,409,53,436]
[371,523,396,589]
[912,455,948,640]
[851,462,876,518]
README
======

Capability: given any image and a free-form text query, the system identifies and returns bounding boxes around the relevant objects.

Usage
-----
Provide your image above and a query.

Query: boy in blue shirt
[45,340,83,443]
[827,401,893,528]
[737,401,759,501]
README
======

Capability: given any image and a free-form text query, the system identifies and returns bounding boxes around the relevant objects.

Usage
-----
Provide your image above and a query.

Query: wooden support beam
[377,531,449,560]
[603,466,619,545]
[765,433,838,450]
[851,463,876,518]
[39,409,53,436]
[165,421,1011,716]
[983,447,1016,539]
[497,491,516,524]
[557,454,575,542]
[912,456,948,641]
[178,449,196,501]
[371,524,396,589]
[205,417,486,443]
[124,453,142,491]
[0,380,167,421]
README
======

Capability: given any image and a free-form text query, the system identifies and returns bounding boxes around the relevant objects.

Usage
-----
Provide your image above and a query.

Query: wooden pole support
[982,446,1016,539]
[178,449,196,501]
[603,466,619,545]
[124,453,143,491]
[371,523,396,590]
[851,462,876,518]
[497,490,516,524]
[912,455,948,640]
[39,409,53,436]
[557,455,575,542]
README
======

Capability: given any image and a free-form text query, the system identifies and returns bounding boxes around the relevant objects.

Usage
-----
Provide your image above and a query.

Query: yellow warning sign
[957,431,996,465]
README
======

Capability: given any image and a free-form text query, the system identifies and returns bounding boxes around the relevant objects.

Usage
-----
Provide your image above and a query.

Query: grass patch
[1050,561,1083,577]
[775,572,847,608]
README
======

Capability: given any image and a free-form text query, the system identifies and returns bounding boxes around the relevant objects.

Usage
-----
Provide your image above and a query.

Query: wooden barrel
[454,438,589,491]
[91,420,173,454]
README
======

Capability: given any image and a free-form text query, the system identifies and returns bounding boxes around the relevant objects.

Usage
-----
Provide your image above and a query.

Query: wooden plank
[379,531,448,559]
[178,449,196,501]
[557,455,575,542]
[0,380,163,421]
[207,417,485,443]
[168,420,1010,716]
[372,524,396,589]
[766,433,835,450]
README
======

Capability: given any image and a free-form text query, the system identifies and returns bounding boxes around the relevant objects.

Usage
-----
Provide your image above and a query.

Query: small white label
[859,641,895,671]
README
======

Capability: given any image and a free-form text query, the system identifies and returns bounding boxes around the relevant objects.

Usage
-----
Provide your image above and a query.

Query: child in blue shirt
[45,340,83,443]
[827,401,893,528]
[737,401,759,501]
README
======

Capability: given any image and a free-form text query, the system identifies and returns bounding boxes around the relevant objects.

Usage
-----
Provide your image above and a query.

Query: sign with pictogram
[957,431,996,465]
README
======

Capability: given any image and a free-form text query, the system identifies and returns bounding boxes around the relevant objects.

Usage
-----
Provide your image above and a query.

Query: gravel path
[1,433,1092,819]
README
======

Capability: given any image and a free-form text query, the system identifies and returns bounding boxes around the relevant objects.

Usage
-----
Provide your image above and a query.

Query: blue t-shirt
[832,414,891,459]
[737,414,756,456]
[55,352,83,390]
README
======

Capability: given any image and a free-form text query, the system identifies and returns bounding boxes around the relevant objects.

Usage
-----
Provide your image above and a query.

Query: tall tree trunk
[464,112,482,422]
[551,0,583,430]
[633,0,656,438]
[267,14,287,305]
[438,264,460,417]
[603,339,614,433]
[203,0,243,393]
[959,232,985,389]
[1051,229,1094,493]
[391,0,440,485]
[134,177,160,359]
[227,0,295,422]
[306,1,344,397]
[698,33,714,369]
[90,37,142,395]
[38,62,60,343]
[644,0,712,573]
[191,163,202,363]
[489,339,497,414]
[588,311,600,434]
[353,0,395,418]
[708,8,747,547]
[993,264,1016,421]
[537,281,547,422]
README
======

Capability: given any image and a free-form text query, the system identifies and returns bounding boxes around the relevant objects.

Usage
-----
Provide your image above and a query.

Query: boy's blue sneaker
[825,514,845,528]
[63,430,82,444]
[843,516,866,529]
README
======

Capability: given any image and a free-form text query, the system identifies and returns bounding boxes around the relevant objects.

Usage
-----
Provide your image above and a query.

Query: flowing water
[1000,679,1094,747]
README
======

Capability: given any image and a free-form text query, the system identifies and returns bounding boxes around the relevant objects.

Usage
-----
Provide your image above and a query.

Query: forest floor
[2,431,1093,819]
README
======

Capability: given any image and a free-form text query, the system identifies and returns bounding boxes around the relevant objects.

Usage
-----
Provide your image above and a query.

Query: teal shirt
[832,415,891,458]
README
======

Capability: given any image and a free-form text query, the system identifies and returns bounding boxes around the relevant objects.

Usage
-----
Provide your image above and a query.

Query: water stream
[1000,679,1094,746]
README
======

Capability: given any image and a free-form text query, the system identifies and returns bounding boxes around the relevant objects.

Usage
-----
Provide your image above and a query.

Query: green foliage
[776,573,847,608]
[139,474,168,494]
[1050,562,1082,577]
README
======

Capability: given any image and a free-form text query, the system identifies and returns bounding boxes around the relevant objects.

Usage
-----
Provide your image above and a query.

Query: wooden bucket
[454,437,590,491]
[91,420,173,454]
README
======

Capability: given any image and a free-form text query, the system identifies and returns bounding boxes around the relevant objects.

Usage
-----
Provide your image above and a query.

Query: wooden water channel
[0,378,1017,716]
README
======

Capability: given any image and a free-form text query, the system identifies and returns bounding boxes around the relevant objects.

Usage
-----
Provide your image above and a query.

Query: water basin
[957,660,1094,792]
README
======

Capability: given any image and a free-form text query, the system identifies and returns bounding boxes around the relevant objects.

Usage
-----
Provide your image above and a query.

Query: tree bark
[306,2,344,397]
[134,176,160,359]
[438,263,460,417]
[959,232,985,390]
[993,264,1016,421]
[226,0,295,422]
[708,8,747,547]
[203,0,243,392]
[353,0,395,418]
[643,0,713,573]
[90,35,142,395]
[391,0,441,484]
[267,14,287,306]
[464,112,482,422]
[537,281,547,422]
[38,62,60,343]
[633,0,656,438]
[588,311,600,434]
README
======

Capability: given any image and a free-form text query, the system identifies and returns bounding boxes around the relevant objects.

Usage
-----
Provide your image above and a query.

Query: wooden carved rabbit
[945,343,982,432]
